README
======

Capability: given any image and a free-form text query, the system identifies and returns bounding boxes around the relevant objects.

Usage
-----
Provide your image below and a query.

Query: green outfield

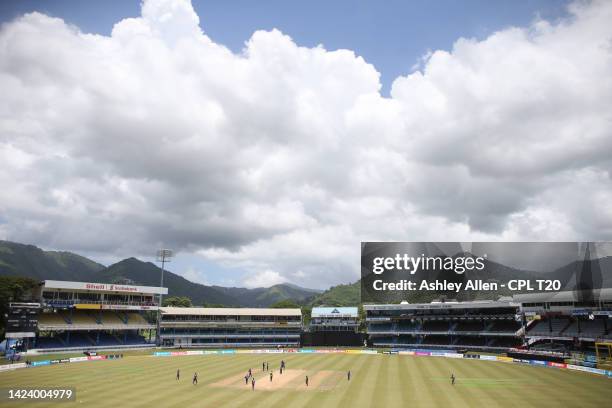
[1,353,611,408]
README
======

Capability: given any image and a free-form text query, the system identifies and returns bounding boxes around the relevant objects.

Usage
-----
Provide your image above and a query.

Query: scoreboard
[5,302,40,338]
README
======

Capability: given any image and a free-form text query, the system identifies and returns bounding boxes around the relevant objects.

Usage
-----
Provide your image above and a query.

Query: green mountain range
[310,281,360,307]
[0,240,327,307]
[0,241,105,281]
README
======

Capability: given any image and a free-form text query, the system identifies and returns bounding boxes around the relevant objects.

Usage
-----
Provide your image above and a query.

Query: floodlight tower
[156,249,173,346]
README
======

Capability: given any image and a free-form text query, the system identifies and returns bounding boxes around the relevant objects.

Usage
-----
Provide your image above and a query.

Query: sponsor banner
[588,367,608,376]
[497,356,514,363]
[43,280,167,295]
[430,352,446,357]
[101,304,158,311]
[548,362,567,369]
[87,355,107,361]
[344,350,363,354]
[443,353,464,359]
[298,349,316,353]
[360,350,378,355]
[0,363,26,372]
[69,357,88,363]
[184,350,204,356]
[415,351,431,356]
[75,304,102,310]
[567,364,586,372]
[479,355,497,361]
[219,350,235,354]
[512,358,530,364]
[529,360,547,366]
[398,351,415,355]
[570,309,591,316]
[402,349,453,355]
[463,354,479,359]
[170,351,189,356]
[567,364,607,376]
[31,360,50,367]
[154,352,171,356]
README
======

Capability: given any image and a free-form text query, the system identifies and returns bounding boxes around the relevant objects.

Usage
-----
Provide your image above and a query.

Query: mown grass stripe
[2,352,612,407]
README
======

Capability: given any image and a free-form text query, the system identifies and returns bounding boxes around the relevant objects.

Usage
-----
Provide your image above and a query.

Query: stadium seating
[99,312,125,325]
[95,332,122,346]
[489,337,522,348]
[38,313,70,327]
[454,321,485,331]
[422,335,452,345]
[528,319,550,335]
[69,312,98,325]
[563,319,605,338]
[421,321,450,332]
[124,333,148,345]
[488,320,521,332]
[35,336,65,349]
[125,313,150,325]
[395,321,420,331]
[368,323,393,332]
[528,318,570,336]
[64,332,94,347]
[528,317,607,339]
[454,336,486,346]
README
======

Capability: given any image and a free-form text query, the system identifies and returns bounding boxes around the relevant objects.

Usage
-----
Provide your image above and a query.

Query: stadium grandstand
[365,289,612,357]
[158,307,302,347]
[365,299,522,351]
[5,280,167,352]
[303,307,364,346]
[516,289,612,358]
[310,307,359,332]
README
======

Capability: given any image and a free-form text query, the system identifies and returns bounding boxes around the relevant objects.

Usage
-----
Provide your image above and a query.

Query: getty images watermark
[361,242,610,303]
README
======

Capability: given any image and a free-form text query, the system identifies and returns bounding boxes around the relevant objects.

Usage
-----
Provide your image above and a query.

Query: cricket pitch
[211,369,345,391]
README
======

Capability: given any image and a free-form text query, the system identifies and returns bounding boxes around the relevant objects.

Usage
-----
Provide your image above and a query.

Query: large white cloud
[1,0,611,288]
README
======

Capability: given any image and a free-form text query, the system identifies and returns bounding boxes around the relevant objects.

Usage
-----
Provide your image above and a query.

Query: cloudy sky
[0,0,611,289]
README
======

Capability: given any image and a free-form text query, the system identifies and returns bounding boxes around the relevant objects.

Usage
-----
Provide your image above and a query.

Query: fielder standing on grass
[451,373,455,385]
[252,377,256,391]
[305,375,309,387]
[193,372,198,385]
[176,369,180,381]
[347,370,351,381]
[270,371,273,382]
